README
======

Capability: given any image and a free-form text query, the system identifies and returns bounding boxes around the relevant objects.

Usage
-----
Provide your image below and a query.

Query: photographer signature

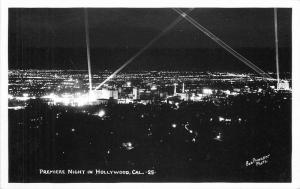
[245,154,270,167]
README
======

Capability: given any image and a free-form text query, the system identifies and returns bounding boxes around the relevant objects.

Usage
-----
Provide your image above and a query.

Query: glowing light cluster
[97,110,106,117]
[218,116,232,122]
[202,88,213,95]
[214,132,223,141]
[122,142,134,150]
[43,92,98,107]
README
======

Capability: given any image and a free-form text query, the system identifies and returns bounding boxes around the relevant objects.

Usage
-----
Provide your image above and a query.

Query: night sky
[9,8,292,72]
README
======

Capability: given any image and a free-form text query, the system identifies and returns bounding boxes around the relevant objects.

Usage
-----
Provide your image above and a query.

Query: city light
[7,7,292,182]
[42,92,99,107]
[219,116,225,122]
[98,110,105,118]
[203,88,213,95]
[151,85,157,90]
[122,142,134,150]
[9,70,290,108]
[214,132,223,141]
[8,106,26,110]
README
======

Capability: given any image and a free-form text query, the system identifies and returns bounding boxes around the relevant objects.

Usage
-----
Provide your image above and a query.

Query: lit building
[132,87,140,100]
[277,80,290,91]
[93,88,118,100]
[173,83,178,95]
[190,93,203,101]
[173,83,190,101]
[177,93,189,101]
[202,88,213,95]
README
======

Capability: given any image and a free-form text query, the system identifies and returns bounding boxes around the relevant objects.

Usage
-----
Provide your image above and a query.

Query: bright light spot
[214,132,222,141]
[122,142,134,150]
[126,81,131,87]
[76,96,88,106]
[219,116,225,122]
[189,130,193,134]
[203,88,213,95]
[98,110,105,117]
[8,106,26,110]
[225,118,231,122]
[71,128,75,132]
[224,90,230,95]
[151,85,157,90]
[23,93,29,97]
[15,96,30,101]
[43,92,98,107]
[172,123,177,128]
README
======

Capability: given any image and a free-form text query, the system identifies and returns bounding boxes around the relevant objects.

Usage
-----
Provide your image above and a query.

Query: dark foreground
[9,92,291,182]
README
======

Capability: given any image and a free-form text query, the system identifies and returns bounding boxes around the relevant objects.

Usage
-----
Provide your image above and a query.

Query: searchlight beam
[94,9,194,90]
[173,8,273,80]
[85,9,93,92]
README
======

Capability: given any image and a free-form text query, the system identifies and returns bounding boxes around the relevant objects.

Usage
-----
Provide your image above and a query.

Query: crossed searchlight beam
[93,8,273,91]
[94,8,194,90]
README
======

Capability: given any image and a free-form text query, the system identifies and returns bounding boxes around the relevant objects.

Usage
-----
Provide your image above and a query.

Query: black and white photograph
[1,1,300,186]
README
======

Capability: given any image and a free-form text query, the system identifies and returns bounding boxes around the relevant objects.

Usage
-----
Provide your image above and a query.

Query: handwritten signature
[245,154,270,167]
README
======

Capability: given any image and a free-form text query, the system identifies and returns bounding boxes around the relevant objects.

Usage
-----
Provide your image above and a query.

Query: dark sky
[9,8,292,72]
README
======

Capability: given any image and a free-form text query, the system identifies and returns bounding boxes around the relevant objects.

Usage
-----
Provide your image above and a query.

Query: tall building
[132,87,140,100]
[174,83,189,101]
[173,83,178,95]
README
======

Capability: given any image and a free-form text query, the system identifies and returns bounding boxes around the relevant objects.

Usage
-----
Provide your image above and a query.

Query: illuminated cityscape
[9,69,291,107]
[8,69,292,182]
[8,8,292,182]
